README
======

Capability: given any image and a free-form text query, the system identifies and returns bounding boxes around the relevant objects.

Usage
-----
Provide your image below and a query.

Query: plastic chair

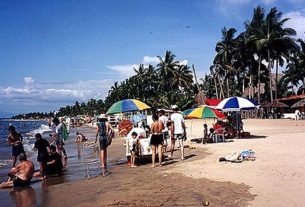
[214,128,226,143]
[82,141,101,179]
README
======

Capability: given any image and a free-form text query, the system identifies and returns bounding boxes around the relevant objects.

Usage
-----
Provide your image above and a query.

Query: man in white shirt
[158,110,169,152]
[170,105,186,160]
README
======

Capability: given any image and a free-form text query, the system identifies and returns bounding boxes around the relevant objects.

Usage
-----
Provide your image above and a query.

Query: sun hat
[98,114,108,120]
[171,105,178,110]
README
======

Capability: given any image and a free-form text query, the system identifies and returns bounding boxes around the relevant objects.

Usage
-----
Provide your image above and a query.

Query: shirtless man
[150,114,164,167]
[0,153,34,188]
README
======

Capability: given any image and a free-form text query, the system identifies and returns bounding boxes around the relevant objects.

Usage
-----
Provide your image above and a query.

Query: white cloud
[179,60,188,65]
[106,64,138,77]
[283,10,305,39]
[0,79,115,113]
[24,77,34,84]
[143,56,159,65]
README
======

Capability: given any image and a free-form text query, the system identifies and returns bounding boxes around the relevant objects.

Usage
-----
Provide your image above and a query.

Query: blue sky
[0,0,304,117]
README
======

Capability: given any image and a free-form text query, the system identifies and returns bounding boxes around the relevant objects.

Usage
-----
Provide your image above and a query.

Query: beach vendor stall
[106,99,152,163]
[125,127,152,162]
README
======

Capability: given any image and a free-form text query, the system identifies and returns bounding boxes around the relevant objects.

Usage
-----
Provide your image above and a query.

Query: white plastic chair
[82,141,101,179]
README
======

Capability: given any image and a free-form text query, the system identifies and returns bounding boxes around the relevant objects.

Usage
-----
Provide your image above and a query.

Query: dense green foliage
[13,6,305,119]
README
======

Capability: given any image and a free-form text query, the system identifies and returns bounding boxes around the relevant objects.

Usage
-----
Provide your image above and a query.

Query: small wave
[26,124,52,138]
[0,159,12,167]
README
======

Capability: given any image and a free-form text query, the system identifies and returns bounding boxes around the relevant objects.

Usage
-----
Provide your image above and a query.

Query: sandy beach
[2,119,305,206]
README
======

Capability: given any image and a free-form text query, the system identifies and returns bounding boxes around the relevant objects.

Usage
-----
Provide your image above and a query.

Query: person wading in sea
[8,125,26,167]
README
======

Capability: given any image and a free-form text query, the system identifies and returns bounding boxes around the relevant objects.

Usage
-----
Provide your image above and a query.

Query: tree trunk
[217,74,225,99]
[226,76,230,97]
[258,55,262,104]
[213,75,219,99]
[275,60,278,99]
[268,50,273,103]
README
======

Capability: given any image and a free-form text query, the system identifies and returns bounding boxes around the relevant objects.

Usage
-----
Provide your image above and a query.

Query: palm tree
[246,6,297,103]
[214,27,238,97]
[156,50,179,92]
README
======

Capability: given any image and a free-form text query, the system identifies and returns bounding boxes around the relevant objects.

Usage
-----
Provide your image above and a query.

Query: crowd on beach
[0,104,247,189]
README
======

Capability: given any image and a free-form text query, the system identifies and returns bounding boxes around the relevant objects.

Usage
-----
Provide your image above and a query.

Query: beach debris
[202,201,209,206]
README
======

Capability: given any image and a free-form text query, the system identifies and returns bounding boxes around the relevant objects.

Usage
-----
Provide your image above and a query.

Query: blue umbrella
[216,96,258,112]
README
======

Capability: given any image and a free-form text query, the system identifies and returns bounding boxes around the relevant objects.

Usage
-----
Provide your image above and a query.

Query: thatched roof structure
[260,101,272,108]
[291,98,305,108]
[271,100,289,108]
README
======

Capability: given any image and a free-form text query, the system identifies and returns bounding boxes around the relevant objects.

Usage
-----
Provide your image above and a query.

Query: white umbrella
[216,96,258,112]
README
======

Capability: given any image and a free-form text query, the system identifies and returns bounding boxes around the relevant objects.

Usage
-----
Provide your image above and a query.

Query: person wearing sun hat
[170,105,186,160]
[95,114,112,176]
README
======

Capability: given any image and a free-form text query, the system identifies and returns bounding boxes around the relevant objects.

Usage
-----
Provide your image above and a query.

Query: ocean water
[0,119,51,178]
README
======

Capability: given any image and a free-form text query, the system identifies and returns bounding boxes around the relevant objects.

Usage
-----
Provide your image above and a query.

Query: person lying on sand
[0,153,34,189]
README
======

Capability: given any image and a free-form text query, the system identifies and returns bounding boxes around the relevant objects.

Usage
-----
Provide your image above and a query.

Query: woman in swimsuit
[150,114,164,167]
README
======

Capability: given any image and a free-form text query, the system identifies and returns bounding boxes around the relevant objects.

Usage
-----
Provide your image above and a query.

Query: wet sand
[42,125,254,207]
[1,123,254,207]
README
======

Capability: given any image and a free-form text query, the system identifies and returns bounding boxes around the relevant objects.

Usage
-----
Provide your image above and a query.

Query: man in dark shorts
[0,153,34,188]
[8,125,26,167]
[34,133,50,179]
[46,145,63,176]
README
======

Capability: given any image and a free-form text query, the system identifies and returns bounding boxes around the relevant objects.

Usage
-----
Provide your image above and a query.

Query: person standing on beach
[52,117,68,159]
[170,105,186,160]
[33,133,50,179]
[8,125,26,167]
[95,114,112,176]
[158,110,169,153]
[150,114,164,167]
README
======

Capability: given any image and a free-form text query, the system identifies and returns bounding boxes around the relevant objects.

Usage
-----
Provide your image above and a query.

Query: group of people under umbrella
[96,97,258,169]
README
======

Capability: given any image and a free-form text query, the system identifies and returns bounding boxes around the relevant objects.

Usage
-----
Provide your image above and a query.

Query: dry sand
[170,118,305,207]
[39,119,305,206]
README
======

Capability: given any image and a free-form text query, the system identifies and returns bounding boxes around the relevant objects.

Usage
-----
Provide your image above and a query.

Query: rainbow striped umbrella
[183,106,225,119]
[106,99,151,115]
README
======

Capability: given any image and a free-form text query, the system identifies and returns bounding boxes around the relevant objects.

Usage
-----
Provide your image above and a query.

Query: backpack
[98,122,107,138]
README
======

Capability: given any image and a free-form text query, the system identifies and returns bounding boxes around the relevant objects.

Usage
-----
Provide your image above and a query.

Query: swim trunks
[150,134,163,145]
[13,176,31,188]
[12,145,25,157]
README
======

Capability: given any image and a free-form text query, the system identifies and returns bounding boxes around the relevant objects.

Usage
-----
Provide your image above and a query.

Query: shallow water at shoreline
[0,125,126,207]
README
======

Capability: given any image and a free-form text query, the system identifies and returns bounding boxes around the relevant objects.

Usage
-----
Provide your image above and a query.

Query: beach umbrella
[216,96,258,112]
[183,106,225,119]
[182,106,225,140]
[291,98,305,108]
[106,99,151,115]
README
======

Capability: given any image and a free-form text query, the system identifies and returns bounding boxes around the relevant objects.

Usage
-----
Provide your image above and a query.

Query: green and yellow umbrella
[183,106,225,119]
[106,99,151,115]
